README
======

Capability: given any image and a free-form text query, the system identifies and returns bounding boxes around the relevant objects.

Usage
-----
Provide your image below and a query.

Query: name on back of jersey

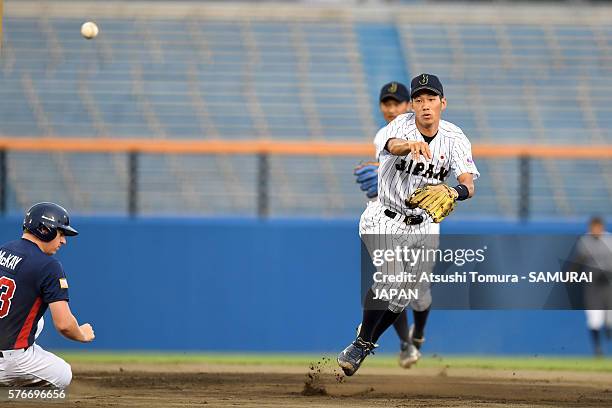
[0,250,23,271]
[395,158,450,182]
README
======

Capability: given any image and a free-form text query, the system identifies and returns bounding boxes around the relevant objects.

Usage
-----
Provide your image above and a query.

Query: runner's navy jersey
[0,239,69,350]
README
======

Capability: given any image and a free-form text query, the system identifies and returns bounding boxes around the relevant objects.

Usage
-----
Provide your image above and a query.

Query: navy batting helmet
[23,202,79,242]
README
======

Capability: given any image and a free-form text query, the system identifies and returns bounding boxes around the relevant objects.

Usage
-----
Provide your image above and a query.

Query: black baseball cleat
[337,337,377,376]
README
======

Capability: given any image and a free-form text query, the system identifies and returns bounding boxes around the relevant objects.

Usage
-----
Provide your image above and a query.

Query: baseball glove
[405,184,458,223]
[354,161,379,199]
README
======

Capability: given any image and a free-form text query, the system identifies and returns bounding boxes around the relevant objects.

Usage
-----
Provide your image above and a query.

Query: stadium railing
[0,137,610,219]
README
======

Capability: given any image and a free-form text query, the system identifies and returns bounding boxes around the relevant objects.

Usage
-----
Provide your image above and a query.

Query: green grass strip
[56,352,612,372]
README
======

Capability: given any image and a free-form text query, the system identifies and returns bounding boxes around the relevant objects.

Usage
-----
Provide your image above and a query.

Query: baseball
[81,22,99,39]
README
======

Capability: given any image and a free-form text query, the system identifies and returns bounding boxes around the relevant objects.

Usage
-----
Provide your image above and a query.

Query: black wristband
[453,184,470,201]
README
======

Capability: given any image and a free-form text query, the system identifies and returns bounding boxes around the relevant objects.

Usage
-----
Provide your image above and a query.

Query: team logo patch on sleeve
[59,278,69,289]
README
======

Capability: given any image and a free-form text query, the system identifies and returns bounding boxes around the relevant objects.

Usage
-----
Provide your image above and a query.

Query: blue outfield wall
[0,216,600,355]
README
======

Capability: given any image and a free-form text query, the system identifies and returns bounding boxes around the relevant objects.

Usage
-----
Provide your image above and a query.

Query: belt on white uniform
[0,348,27,358]
[384,209,424,225]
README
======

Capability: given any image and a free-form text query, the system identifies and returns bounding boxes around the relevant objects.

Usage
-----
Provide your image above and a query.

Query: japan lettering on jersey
[375,113,480,215]
[0,239,69,350]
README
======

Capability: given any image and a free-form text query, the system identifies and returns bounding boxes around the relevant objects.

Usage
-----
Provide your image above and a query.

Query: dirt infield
[6,361,612,407]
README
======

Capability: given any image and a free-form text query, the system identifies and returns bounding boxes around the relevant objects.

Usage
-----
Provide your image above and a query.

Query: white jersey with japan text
[375,112,480,216]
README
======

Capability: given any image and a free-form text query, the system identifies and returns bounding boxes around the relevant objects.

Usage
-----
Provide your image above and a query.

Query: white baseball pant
[359,201,438,313]
[0,318,72,388]
[585,310,612,331]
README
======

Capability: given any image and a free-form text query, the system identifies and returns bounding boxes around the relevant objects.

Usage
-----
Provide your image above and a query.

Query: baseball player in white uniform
[339,74,479,376]
[355,81,429,368]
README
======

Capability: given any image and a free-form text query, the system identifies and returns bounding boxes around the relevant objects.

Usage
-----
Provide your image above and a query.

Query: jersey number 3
[0,276,16,318]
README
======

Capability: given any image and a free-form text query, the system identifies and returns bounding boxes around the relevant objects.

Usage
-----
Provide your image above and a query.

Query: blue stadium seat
[1,13,610,217]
